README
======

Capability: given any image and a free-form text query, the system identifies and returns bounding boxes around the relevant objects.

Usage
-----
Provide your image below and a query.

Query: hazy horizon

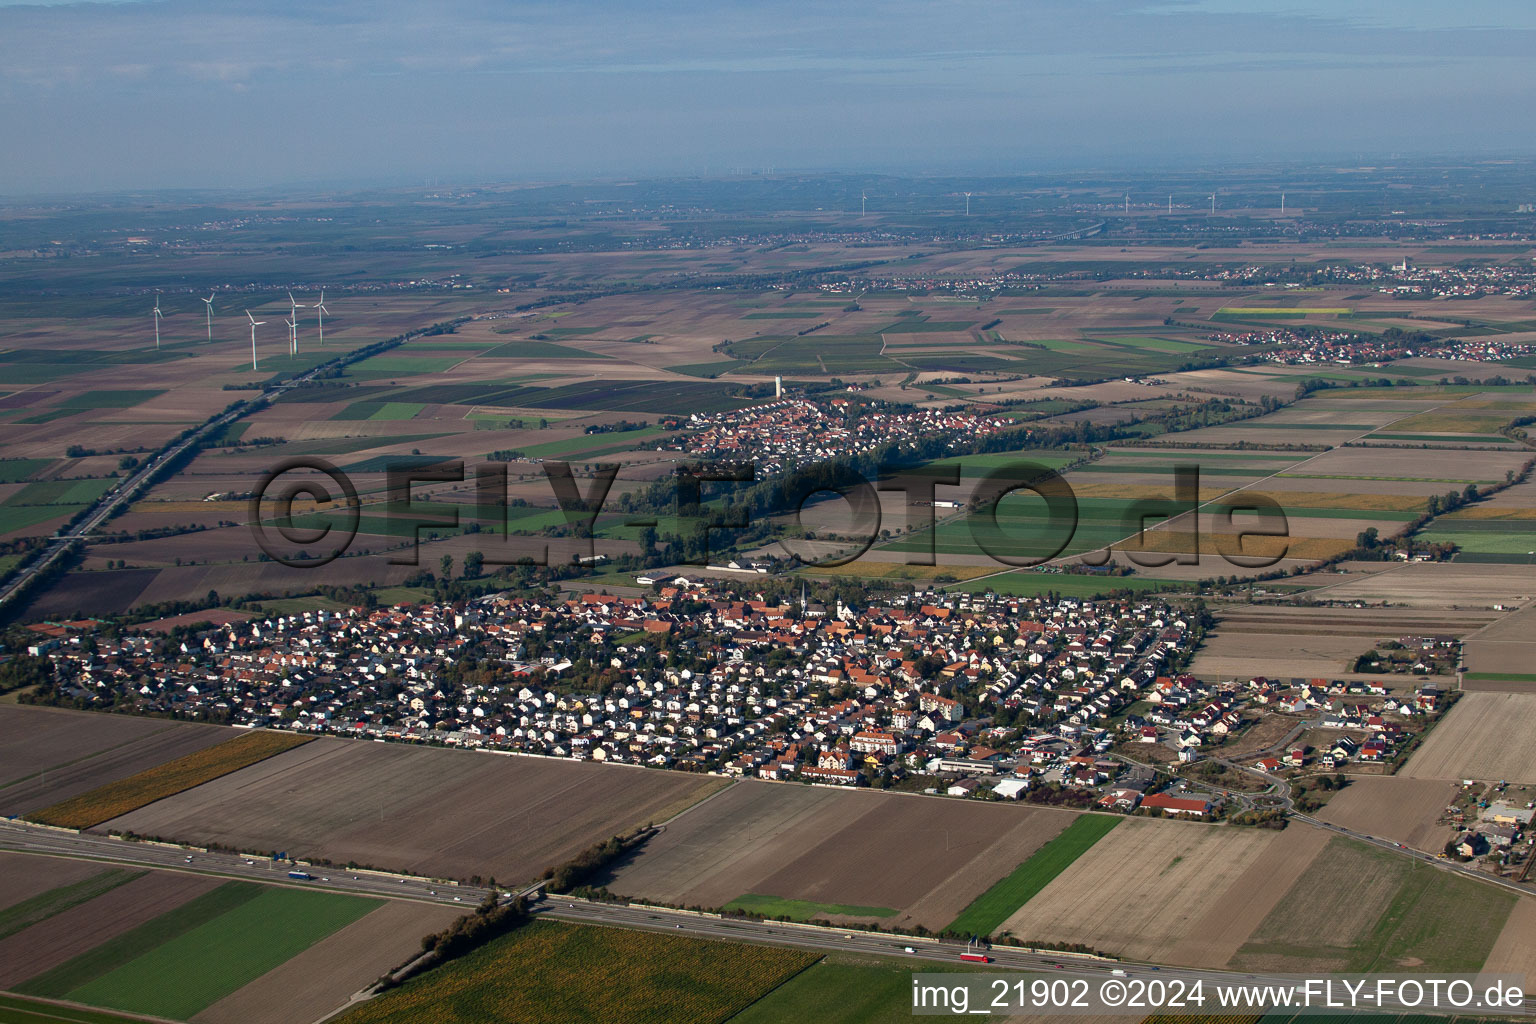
[2,0,1535,195]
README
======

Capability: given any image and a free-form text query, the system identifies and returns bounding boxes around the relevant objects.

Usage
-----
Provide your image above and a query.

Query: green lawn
[63,887,378,1020]
[722,893,897,921]
[945,814,1120,937]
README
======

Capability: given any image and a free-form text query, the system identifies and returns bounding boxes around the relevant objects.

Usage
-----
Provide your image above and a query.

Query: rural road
[0,816,1524,1015]
[1291,811,1536,899]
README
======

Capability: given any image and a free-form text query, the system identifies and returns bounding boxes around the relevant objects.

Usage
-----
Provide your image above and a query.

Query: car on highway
[903,946,916,954]
[184,856,193,863]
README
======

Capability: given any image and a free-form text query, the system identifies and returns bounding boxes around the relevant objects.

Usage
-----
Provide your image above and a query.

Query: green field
[1417,528,1536,556]
[0,994,151,1024]
[946,814,1120,937]
[1091,335,1209,353]
[727,954,1013,1024]
[344,356,466,379]
[340,920,821,1024]
[1232,837,1514,973]
[18,882,266,998]
[1216,306,1351,316]
[723,893,898,921]
[880,495,1179,561]
[61,887,378,1020]
[0,458,53,483]
[0,504,83,535]
[366,402,426,421]
[0,870,143,943]
[667,359,749,377]
[953,572,1190,598]
[4,478,115,506]
[516,426,663,460]
[1369,433,1512,443]
[482,340,608,359]
[58,390,167,410]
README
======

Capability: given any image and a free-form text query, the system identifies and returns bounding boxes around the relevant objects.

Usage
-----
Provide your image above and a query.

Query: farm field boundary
[26,732,312,830]
[945,813,1119,937]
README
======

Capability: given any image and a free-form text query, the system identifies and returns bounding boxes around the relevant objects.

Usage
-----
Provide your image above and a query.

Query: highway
[0,350,355,613]
[0,818,1522,1016]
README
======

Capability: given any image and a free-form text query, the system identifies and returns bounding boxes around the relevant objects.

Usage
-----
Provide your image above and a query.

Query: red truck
[959,952,992,963]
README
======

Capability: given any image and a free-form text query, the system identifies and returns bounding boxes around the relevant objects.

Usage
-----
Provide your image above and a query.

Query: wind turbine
[287,291,306,354]
[152,293,164,349]
[313,290,329,346]
[246,311,265,371]
[860,192,866,216]
[963,192,972,216]
[201,292,215,342]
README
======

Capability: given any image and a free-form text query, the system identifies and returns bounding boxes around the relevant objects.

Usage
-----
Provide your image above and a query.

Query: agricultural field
[997,817,1292,965]
[1230,836,1515,973]
[726,951,1040,1024]
[0,707,235,819]
[1285,560,1536,610]
[58,885,378,1020]
[1400,692,1536,783]
[946,814,1121,937]
[608,781,1076,930]
[0,851,454,1024]
[1190,605,1492,683]
[338,919,822,1024]
[102,737,729,882]
[1314,777,1460,853]
[26,731,313,830]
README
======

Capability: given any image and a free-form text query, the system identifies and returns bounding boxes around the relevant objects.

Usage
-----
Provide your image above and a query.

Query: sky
[1,0,1534,194]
